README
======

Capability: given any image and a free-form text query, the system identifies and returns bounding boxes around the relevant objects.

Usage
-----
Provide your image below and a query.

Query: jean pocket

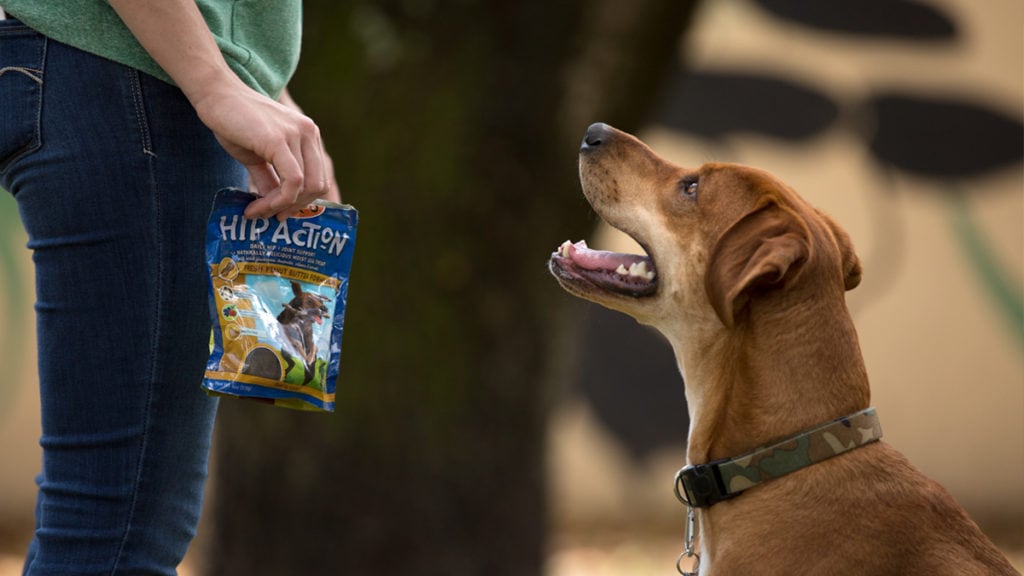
[0,22,45,173]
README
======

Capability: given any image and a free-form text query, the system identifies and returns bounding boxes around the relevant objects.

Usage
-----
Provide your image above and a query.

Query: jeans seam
[33,37,45,158]
[127,68,156,158]
[109,70,162,576]
[0,66,42,82]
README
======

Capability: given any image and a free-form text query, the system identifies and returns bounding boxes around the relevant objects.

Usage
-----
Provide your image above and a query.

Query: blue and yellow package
[203,189,357,412]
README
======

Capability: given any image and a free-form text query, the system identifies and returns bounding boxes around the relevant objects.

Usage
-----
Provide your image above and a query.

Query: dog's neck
[664,292,871,466]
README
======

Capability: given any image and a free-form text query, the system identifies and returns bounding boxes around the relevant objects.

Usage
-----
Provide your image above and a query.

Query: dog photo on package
[203,188,357,412]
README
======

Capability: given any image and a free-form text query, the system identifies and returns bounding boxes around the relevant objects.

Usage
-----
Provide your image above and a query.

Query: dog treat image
[217,257,240,281]
[203,189,358,412]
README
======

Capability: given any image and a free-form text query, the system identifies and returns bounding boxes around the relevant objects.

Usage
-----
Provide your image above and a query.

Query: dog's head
[549,123,861,331]
[280,281,331,326]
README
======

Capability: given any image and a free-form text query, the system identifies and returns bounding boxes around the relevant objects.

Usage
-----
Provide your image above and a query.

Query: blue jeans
[1,20,246,575]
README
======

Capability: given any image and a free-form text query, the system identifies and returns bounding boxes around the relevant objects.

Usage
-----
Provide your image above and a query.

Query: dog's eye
[680,176,699,199]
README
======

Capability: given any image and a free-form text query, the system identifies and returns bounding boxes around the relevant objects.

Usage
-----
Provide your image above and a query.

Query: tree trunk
[206,2,699,575]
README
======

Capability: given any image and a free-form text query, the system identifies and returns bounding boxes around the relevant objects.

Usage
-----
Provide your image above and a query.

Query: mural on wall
[753,0,958,40]
[571,0,1022,462]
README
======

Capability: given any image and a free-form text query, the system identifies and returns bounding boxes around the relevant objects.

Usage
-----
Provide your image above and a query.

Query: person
[0,1,339,574]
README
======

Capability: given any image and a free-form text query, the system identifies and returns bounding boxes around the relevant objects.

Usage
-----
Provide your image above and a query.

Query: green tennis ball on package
[203,188,357,412]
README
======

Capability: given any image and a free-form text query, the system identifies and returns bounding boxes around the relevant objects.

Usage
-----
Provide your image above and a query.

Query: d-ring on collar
[675,407,883,509]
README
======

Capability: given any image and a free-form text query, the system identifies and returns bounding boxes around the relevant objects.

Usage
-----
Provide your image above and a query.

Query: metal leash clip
[674,468,701,575]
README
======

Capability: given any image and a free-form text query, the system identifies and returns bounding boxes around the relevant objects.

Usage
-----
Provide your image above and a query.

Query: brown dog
[549,123,1017,575]
[277,281,330,385]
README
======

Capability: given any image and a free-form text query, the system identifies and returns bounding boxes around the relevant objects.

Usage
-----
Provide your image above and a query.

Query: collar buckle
[675,461,735,509]
[673,471,702,575]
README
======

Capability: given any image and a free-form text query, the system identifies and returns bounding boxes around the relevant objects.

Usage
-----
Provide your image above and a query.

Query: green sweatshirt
[2,1,301,98]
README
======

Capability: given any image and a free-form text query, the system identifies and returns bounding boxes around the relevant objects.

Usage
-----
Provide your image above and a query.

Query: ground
[2,531,1021,575]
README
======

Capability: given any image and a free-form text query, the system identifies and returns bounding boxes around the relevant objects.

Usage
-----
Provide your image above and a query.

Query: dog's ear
[706,201,810,328]
[290,281,302,296]
[816,210,862,291]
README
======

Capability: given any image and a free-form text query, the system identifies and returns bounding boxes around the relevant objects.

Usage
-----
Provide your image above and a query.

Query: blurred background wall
[0,202,36,571]
[1,0,1021,574]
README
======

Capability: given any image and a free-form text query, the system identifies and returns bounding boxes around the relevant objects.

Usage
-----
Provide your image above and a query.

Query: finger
[246,163,280,197]
[271,128,326,220]
[243,172,282,218]
[325,154,342,203]
[244,189,280,219]
[300,134,327,203]
[267,143,305,217]
[285,126,327,212]
[325,179,341,205]
[320,141,341,204]
[242,165,284,219]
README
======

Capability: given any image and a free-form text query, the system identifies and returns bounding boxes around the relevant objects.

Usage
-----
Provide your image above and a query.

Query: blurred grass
[0,191,29,421]
[2,529,1021,575]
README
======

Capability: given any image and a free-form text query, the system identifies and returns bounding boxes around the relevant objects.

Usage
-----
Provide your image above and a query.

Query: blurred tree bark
[206,1,700,575]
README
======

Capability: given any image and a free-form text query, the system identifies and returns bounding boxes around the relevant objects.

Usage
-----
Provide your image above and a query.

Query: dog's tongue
[557,240,655,279]
[314,316,323,325]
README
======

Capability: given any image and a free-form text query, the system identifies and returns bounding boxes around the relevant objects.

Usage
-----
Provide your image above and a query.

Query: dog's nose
[582,122,612,150]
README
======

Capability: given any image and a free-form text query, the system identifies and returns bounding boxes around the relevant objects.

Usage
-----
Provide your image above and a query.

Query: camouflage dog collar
[675,407,883,508]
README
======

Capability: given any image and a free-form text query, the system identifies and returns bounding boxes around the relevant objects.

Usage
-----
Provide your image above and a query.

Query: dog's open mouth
[549,239,657,298]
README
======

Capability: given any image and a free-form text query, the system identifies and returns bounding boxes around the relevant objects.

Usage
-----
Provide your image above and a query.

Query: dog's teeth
[559,241,572,258]
[640,263,655,280]
[623,261,656,281]
[638,260,656,281]
[628,261,650,278]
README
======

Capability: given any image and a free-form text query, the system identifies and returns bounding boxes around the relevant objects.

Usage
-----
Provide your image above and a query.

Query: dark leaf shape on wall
[577,304,689,460]
[866,93,1024,178]
[655,69,839,142]
[754,0,957,40]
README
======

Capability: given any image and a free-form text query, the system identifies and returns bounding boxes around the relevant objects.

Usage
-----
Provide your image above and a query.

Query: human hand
[104,1,334,219]
[277,88,341,206]
[192,79,330,220]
